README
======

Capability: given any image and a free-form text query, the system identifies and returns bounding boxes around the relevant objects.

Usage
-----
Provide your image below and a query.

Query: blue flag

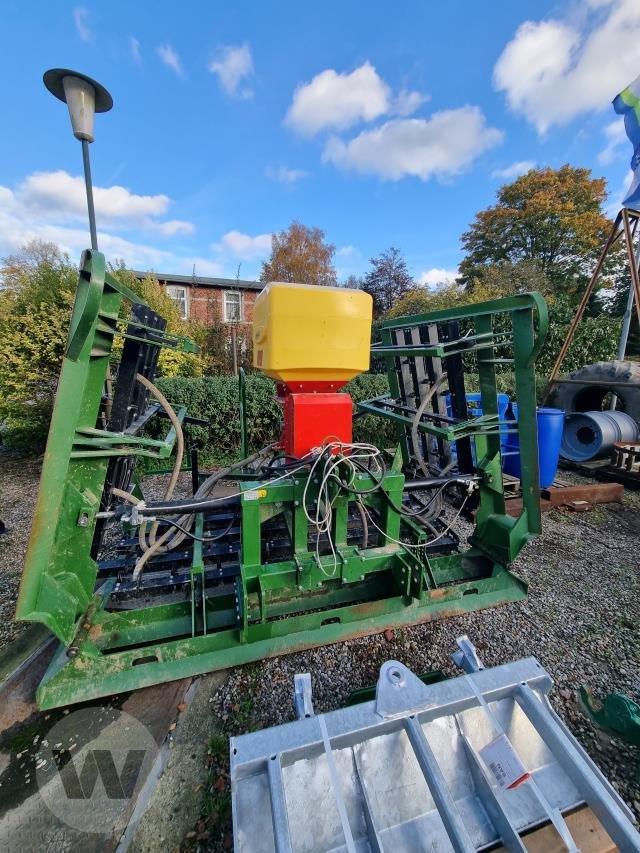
[613,74,640,209]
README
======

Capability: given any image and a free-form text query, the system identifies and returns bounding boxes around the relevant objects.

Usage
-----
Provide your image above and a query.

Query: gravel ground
[0,455,42,649]
[1,455,638,847]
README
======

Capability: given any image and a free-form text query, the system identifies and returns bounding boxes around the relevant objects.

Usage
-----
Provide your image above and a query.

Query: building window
[224,291,242,322]
[166,286,188,319]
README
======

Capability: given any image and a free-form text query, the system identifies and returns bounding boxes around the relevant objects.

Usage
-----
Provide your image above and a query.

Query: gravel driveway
[1,455,638,847]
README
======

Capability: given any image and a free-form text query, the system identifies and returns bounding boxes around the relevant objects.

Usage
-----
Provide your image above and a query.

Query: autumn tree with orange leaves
[458,165,614,302]
[260,221,336,286]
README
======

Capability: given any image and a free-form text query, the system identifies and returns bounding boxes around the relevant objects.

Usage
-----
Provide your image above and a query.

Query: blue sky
[0,0,639,283]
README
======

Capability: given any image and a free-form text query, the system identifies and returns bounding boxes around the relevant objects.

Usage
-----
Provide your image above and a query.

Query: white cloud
[337,245,357,257]
[213,230,272,260]
[286,63,391,136]
[130,36,141,66]
[494,0,640,133]
[150,219,195,237]
[418,268,459,287]
[157,43,184,77]
[266,165,308,183]
[17,170,193,235]
[0,183,219,275]
[285,62,428,137]
[323,106,503,181]
[394,89,428,117]
[209,43,254,99]
[598,119,628,164]
[0,170,207,274]
[73,7,92,43]
[491,160,536,180]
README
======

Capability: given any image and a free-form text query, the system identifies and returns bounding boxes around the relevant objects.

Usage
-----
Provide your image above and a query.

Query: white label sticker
[244,490,259,501]
[479,733,530,790]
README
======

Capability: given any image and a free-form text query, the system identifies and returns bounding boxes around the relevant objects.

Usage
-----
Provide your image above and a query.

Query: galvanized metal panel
[231,657,639,853]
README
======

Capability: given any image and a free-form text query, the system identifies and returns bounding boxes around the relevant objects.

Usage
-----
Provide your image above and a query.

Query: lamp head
[43,68,112,142]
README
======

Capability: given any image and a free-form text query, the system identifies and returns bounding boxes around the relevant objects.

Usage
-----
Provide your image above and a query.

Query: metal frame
[17,253,547,709]
[547,207,640,387]
[231,650,640,852]
[362,292,548,563]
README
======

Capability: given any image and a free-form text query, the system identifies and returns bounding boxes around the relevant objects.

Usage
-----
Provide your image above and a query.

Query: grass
[195,668,262,838]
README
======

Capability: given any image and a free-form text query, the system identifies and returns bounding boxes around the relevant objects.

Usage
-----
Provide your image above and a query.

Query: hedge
[156,372,395,463]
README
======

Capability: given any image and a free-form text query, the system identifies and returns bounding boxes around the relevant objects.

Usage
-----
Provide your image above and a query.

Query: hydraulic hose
[135,373,184,552]
[132,443,277,580]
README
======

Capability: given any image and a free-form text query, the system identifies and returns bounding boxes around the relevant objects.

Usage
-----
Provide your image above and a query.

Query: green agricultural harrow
[15,249,548,709]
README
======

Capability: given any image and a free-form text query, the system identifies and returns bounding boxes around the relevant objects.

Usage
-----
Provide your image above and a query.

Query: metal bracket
[451,634,485,674]
[294,673,315,719]
[374,660,434,719]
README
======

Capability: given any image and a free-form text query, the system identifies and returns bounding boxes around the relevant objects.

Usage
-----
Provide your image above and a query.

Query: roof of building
[133,271,263,292]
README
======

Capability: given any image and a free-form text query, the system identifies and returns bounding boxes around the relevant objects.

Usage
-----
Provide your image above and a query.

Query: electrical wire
[132,451,309,580]
[357,487,473,551]
[301,440,386,577]
[298,439,469,576]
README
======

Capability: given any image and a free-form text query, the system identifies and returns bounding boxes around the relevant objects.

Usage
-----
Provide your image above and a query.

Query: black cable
[263,452,315,473]
[335,456,464,520]
[156,516,235,542]
[140,494,241,516]
[404,484,447,520]
[348,456,387,493]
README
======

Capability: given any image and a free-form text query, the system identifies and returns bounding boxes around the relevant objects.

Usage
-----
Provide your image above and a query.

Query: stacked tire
[548,361,640,422]
[548,361,640,462]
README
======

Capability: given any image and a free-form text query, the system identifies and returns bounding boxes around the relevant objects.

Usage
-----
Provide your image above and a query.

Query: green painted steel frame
[16,251,193,644]
[34,458,528,708]
[35,563,526,709]
[17,255,537,709]
[364,292,548,566]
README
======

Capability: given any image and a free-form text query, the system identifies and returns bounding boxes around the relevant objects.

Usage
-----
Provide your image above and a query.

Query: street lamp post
[43,68,113,251]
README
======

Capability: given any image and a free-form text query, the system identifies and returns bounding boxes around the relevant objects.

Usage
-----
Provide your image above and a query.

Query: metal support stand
[548,207,640,389]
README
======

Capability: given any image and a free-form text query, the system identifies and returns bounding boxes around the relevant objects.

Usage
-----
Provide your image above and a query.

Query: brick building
[133,271,263,333]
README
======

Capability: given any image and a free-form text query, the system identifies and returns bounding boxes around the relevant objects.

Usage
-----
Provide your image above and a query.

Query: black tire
[548,360,640,423]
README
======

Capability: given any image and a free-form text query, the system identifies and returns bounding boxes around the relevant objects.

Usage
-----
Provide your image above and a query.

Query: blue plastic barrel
[503,405,564,489]
[445,393,510,463]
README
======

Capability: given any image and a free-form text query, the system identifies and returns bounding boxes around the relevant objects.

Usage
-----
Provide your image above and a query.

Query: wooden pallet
[559,458,640,490]
[495,806,616,853]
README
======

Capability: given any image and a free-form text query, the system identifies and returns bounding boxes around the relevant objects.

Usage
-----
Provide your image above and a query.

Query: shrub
[155,372,396,463]
[0,243,76,450]
[156,374,282,462]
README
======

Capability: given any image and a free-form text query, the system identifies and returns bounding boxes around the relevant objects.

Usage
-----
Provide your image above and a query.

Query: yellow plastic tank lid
[252,281,373,385]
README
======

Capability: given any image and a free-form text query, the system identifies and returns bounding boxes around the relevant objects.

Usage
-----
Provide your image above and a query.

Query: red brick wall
[164,285,258,332]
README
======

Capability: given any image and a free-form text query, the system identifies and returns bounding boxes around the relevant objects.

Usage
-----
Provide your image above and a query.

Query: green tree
[0,242,202,451]
[384,283,462,318]
[260,221,336,286]
[459,166,613,301]
[342,273,363,289]
[363,247,413,318]
[0,241,77,448]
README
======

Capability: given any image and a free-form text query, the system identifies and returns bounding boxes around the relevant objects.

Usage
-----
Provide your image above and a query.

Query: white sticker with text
[479,733,530,789]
